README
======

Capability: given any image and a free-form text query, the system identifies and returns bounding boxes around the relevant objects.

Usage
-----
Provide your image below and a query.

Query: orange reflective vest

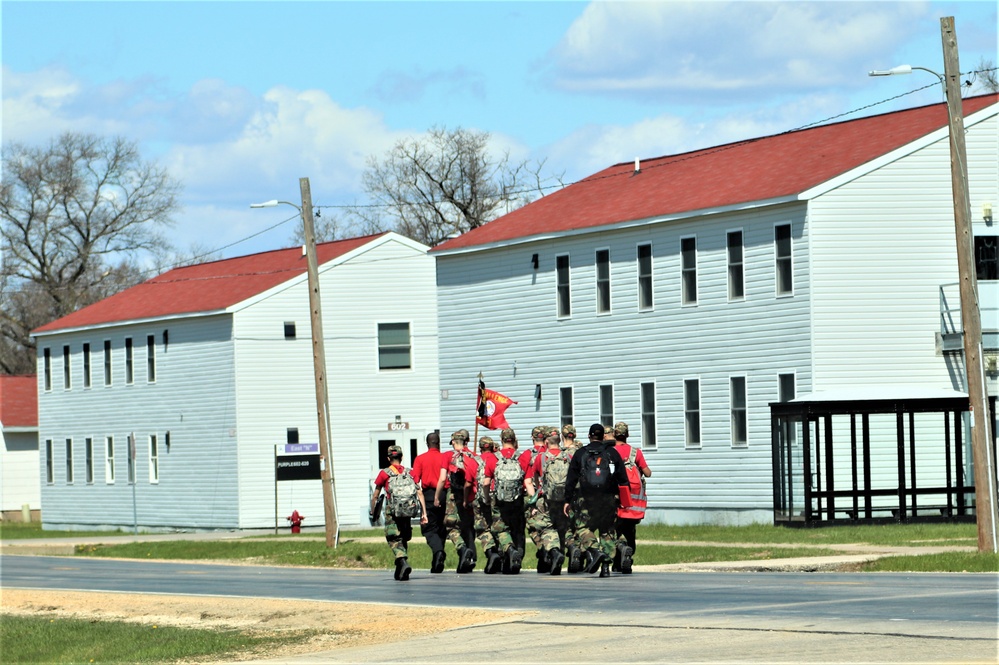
[617,446,647,519]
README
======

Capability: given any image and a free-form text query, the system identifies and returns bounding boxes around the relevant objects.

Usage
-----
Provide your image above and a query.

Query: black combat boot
[457,546,476,573]
[394,557,404,580]
[536,549,551,573]
[431,550,446,574]
[567,546,583,574]
[548,548,566,576]
[505,546,523,574]
[620,546,634,575]
[584,548,605,574]
[599,560,611,578]
[484,547,502,574]
[399,557,412,581]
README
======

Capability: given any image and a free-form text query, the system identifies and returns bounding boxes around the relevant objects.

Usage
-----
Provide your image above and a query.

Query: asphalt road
[3,554,997,664]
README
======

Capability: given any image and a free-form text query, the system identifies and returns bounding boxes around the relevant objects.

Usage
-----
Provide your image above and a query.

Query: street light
[870,16,996,554]
[250,180,340,548]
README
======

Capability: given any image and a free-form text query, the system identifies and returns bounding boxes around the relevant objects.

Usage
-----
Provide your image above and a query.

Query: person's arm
[636,449,652,478]
[370,471,386,516]
[434,467,447,507]
[417,485,428,524]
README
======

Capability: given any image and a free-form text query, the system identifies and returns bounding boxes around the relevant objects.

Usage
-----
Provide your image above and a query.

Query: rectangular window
[63,345,71,390]
[727,230,745,300]
[377,322,411,370]
[681,236,697,305]
[730,376,748,447]
[125,337,134,384]
[149,434,159,483]
[779,373,796,403]
[638,243,653,310]
[556,254,571,318]
[146,334,156,382]
[284,322,297,339]
[641,381,657,449]
[596,249,611,314]
[975,235,997,281]
[85,437,94,484]
[83,343,91,388]
[775,224,793,296]
[559,387,574,429]
[684,378,701,447]
[65,438,74,483]
[45,439,53,484]
[104,340,112,386]
[127,434,136,484]
[599,384,614,428]
[43,348,52,391]
[105,436,115,484]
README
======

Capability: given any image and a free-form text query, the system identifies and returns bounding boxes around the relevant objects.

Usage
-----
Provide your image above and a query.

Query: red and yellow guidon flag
[476,380,517,430]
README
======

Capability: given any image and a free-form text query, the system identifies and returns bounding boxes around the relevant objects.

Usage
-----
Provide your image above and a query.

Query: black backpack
[580,444,612,493]
[449,450,473,492]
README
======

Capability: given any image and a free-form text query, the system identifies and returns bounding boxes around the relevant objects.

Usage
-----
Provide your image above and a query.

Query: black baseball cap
[588,423,605,438]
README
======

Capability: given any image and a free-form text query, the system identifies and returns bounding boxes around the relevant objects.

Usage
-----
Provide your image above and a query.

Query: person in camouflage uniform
[557,424,587,573]
[434,430,478,573]
[490,427,526,573]
[472,436,502,573]
[525,430,573,575]
[520,425,550,572]
[369,445,427,581]
[563,423,630,577]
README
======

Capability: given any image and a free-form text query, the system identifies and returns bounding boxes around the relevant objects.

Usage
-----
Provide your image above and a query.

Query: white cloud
[546,1,930,101]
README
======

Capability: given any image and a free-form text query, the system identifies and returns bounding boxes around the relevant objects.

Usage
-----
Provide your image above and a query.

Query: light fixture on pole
[251,181,340,548]
[869,16,996,553]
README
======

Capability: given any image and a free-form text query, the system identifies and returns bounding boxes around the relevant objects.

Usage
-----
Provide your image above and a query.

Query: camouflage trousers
[573,493,619,559]
[443,489,474,552]
[525,496,546,552]
[473,498,496,552]
[535,495,573,553]
[489,500,518,554]
[383,509,413,559]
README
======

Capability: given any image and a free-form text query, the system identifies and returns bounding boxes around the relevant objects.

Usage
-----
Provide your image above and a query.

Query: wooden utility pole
[940,17,997,553]
[300,177,339,547]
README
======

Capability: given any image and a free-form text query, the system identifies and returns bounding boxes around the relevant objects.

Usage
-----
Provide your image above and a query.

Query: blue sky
[3,1,997,261]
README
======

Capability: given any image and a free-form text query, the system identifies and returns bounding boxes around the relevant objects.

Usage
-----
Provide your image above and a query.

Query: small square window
[284,322,297,339]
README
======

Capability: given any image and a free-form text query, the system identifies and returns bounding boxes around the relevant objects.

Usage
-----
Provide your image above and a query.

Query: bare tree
[354,126,562,247]
[972,57,998,94]
[0,132,180,374]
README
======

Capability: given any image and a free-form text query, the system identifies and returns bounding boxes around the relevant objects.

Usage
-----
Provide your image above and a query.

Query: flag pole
[474,372,484,453]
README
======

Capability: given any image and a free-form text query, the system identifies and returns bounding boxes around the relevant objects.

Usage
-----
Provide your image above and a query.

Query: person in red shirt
[519,425,549,571]
[472,436,502,573]
[411,431,446,573]
[369,445,427,581]
[525,430,573,575]
[611,422,651,574]
[434,430,478,573]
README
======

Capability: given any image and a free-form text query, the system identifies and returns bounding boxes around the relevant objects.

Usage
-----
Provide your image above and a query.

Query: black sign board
[275,454,321,481]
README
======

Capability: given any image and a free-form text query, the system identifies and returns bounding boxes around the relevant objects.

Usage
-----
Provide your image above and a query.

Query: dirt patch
[2,589,532,662]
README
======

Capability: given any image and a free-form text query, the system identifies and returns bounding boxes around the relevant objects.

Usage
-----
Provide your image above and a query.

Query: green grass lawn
[0,522,127,540]
[0,614,316,663]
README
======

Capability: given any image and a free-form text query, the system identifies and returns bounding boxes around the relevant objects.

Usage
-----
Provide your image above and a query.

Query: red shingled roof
[34,233,388,334]
[434,95,997,253]
[0,375,38,428]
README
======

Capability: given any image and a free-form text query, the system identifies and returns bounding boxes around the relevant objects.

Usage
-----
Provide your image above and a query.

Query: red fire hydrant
[286,510,305,533]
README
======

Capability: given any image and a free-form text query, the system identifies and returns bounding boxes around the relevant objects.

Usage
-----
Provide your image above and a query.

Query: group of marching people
[369,421,652,581]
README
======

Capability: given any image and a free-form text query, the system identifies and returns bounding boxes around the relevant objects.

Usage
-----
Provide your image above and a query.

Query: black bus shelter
[770,394,997,526]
